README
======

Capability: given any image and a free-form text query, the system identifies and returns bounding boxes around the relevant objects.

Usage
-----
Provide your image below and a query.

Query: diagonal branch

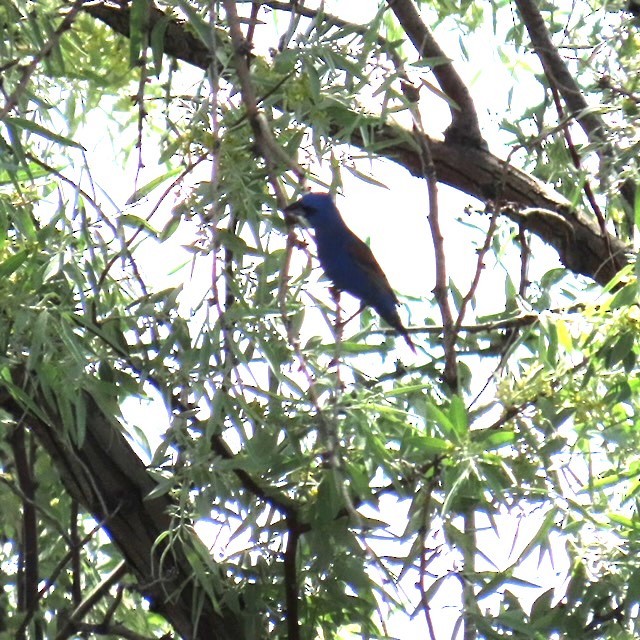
[55,561,128,640]
[513,0,604,143]
[80,2,630,285]
[0,0,85,122]
[387,0,487,149]
[0,369,244,640]
[513,0,636,209]
[341,120,629,285]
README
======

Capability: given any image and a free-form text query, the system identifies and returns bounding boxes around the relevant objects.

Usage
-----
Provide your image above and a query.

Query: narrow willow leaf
[5,117,85,149]
[175,0,215,49]
[126,166,182,204]
[120,213,159,237]
[129,0,150,66]
[0,250,29,277]
[150,15,170,76]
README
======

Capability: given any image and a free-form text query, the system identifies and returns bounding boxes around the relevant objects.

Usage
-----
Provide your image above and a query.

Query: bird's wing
[345,232,399,303]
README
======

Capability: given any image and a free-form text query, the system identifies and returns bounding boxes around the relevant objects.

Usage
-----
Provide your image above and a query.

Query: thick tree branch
[0,372,243,640]
[80,1,630,287]
[84,1,215,69]
[514,0,603,142]
[343,121,629,285]
[283,522,301,640]
[514,0,636,209]
[387,0,487,149]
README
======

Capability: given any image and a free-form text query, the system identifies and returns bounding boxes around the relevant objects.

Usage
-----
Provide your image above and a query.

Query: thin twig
[418,484,438,640]
[517,224,530,299]
[402,82,458,389]
[452,208,501,337]
[547,83,614,255]
[96,154,208,292]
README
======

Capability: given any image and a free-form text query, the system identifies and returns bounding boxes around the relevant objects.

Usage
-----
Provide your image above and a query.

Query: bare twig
[133,47,150,192]
[517,224,530,299]
[453,208,501,336]
[425,156,457,390]
[96,154,209,292]
[418,484,438,640]
[401,82,457,389]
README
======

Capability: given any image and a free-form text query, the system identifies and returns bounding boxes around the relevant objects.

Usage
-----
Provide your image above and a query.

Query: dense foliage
[0,1,639,639]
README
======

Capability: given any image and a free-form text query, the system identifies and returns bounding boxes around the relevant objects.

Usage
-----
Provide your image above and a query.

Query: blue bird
[285,192,415,352]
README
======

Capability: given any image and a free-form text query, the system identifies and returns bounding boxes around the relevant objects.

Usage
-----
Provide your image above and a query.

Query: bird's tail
[380,306,416,353]
[401,328,416,353]
[387,311,416,353]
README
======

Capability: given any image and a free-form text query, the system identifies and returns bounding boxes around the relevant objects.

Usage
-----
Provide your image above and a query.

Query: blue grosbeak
[285,192,415,352]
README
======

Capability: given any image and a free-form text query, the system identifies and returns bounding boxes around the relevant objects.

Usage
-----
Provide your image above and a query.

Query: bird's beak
[283,200,307,226]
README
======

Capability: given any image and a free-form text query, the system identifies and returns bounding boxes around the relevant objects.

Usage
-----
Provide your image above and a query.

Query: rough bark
[0,372,244,640]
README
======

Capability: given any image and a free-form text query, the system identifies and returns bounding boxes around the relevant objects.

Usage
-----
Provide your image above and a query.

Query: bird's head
[283,192,341,230]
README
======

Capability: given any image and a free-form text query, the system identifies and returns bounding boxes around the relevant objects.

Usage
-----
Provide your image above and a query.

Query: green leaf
[417,434,453,455]
[0,162,52,185]
[129,0,150,66]
[427,401,457,441]
[175,0,215,49]
[120,213,159,237]
[473,429,515,450]
[5,117,86,150]
[150,15,170,76]
[0,249,29,277]
[126,166,182,204]
[343,163,389,188]
[449,394,469,437]
[160,214,181,241]
[409,56,452,68]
